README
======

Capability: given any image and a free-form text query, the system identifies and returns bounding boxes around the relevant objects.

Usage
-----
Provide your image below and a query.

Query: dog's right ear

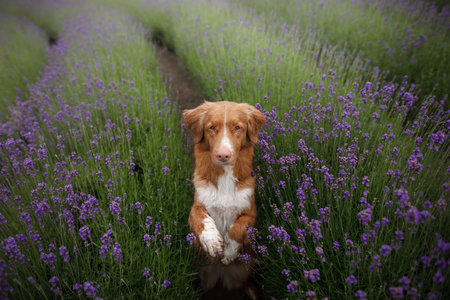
[183,106,206,144]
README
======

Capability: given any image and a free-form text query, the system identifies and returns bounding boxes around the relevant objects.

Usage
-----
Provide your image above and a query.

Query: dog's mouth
[214,159,235,166]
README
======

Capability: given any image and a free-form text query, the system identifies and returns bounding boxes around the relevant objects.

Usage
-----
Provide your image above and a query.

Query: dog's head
[183,101,266,166]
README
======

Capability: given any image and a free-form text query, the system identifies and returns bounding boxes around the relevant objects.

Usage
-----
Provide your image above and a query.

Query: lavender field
[0,0,449,299]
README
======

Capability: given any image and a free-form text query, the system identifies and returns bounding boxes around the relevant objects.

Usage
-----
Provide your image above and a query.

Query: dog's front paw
[221,234,241,265]
[199,228,223,257]
[199,216,223,258]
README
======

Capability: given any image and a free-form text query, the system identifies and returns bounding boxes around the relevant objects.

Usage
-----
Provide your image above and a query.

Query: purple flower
[304,269,320,282]
[164,235,172,247]
[361,176,370,187]
[305,290,315,299]
[80,195,101,220]
[1,237,25,263]
[135,202,142,214]
[161,280,171,288]
[347,275,357,286]
[398,276,410,290]
[380,244,391,257]
[73,283,83,293]
[405,207,420,225]
[83,281,100,297]
[111,243,122,263]
[59,245,70,262]
[286,280,297,293]
[389,286,404,299]
[358,207,372,226]
[99,229,114,259]
[267,225,291,244]
[145,216,153,228]
[332,241,340,250]
[433,272,444,283]
[186,233,196,245]
[355,290,367,300]
[109,199,121,215]
[422,255,431,266]
[162,166,169,176]
[79,225,91,241]
[307,219,322,242]
[49,276,61,295]
[144,234,151,246]
[315,246,323,256]
[369,254,382,273]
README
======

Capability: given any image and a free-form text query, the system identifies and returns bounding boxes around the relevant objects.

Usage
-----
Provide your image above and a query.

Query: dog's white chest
[196,166,252,236]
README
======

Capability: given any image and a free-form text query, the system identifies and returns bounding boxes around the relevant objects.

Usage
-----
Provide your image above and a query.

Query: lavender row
[0,13,48,117]
[0,6,199,299]
[118,0,450,298]
[234,0,450,98]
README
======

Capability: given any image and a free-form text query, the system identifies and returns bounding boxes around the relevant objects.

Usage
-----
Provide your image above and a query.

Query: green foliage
[232,0,450,99]
[0,14,48,113]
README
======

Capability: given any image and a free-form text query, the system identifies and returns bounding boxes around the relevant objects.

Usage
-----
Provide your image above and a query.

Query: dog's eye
[209,126,215,130]
[235,126,240,130]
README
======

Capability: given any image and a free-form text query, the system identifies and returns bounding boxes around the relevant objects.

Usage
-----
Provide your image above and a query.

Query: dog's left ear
[246,104,266,144]
[183,104,208,144]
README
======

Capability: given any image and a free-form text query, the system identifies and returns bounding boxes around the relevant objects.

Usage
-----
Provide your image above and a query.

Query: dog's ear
[183,104,207,144]
[246,104,266,144]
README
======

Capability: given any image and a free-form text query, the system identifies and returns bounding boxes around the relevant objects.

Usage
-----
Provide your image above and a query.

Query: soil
[153,45,205,111]
[152,44,206,156]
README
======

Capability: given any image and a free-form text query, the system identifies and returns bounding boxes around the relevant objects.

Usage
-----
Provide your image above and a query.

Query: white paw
[199,216,223,258]
[221,234,241,265]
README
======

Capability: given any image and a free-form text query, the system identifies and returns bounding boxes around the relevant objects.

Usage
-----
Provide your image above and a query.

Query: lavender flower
[186,233,196,245]
[358,207,372,226]
[380,245,391,257]
[59,245,70,262]
[111,243,122,263]
[286,280,297,293]
[49,276,62,295]
[84,281,100,297]
[79,225,91,242]
[389,286,404,299]
[355,290,368,300]
[347,275,357,286]
[161,280,171,288]
[304,269,320,282]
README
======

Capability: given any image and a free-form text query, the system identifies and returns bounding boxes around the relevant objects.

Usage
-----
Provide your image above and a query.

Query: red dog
[183,101,266,298]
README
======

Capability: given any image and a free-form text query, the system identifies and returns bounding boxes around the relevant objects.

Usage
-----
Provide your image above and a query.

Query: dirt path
[153,44,205,156]
[154,45,205,111]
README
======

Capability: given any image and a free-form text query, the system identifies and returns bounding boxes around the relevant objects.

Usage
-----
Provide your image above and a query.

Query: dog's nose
[216,149,231,162]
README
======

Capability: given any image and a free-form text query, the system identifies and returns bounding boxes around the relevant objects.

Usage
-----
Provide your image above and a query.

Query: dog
[183,101,266,299]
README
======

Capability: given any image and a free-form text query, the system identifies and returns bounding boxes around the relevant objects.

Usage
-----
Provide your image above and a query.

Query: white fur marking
[196,166,253,236]
[219,105,233,153]
[199,214,223,257]
[221,233,241,265]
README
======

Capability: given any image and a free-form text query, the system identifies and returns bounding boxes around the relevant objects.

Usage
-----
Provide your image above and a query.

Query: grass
[232,0,450,100]
[0,13,48,116]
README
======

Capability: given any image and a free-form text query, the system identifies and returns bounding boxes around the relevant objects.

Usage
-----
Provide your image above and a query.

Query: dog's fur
[183,101,266,298]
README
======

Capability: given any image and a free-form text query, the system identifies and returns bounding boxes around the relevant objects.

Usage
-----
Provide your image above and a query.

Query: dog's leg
[221,205,256,265]
[189,203,224,258]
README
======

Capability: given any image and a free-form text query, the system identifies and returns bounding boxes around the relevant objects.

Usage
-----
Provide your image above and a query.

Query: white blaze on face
[219,104,233,154]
